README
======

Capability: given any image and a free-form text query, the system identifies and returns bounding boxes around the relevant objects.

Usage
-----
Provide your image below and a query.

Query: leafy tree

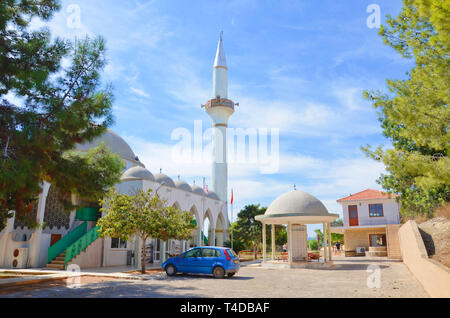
[97,189,195,274]
[0,1,120,230]
[331,218,343,227]
[265,224,287,250]
[314,229,323,247]
[315,228,343,247]
[363,0,450,218]
[308,239,318,251]
[233,204,266,258]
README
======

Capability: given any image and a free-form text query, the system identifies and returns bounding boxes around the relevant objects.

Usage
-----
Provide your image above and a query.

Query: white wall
[341,198,400,227]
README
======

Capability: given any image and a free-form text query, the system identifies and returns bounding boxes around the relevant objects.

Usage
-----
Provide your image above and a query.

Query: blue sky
[28,0,411,236]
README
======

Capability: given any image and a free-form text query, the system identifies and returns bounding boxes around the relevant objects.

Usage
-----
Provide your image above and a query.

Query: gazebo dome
[76,129,136,161]
[266,190,329,217]
[256,190,339,224]
[174,180,192,192]
[207,191,220,201]
[121,166,155,182]
[154,173,175,188]
[191,185,205,196]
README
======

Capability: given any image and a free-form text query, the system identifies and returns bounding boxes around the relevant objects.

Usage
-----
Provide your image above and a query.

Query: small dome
[265,190,329,217]
[207,191,220,201]
[121,166,155,182]
[76,129,136,161]
[154,173,175,188]
[191,185,205,196]
[174,180,192,192]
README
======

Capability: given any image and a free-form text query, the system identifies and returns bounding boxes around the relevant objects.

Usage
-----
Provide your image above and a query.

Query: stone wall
[344,227,386,252]
[386,224,402,259]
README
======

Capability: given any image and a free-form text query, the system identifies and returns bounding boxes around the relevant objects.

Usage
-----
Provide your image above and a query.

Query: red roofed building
[337,189,399,202]
[332,189,401,259]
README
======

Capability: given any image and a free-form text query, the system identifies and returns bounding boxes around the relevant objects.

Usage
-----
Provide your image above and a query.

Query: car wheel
[213,266,225,279]
[165,264,177,276]
[227,273,235,278]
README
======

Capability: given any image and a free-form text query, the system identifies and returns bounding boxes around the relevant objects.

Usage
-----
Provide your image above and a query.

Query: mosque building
[0,34,233,270]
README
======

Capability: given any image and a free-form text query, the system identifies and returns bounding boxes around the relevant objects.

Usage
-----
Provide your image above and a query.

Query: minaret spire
[214,31,227,69]
[202,32,236,204]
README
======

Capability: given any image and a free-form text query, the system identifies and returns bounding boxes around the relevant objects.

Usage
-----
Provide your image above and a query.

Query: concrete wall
[68,238,103,269]
[342,198,400,227]
[398,221,450,298]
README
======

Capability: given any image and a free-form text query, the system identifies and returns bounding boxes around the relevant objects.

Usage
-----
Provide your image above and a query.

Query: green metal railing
[65,226,100,265]
[47,222,87,264]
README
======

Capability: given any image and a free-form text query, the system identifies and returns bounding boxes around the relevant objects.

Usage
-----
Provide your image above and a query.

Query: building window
[369,234,386,247]
[111,238,127,249]
[369,204,384,217]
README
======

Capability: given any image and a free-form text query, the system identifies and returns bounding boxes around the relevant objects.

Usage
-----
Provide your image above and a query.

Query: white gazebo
[255,190,339,268]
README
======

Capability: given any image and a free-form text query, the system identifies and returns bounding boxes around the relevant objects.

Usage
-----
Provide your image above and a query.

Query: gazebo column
[271,224,275,261]
[322,222,328,263]
[327,222,332,262]
[262,222,266,262]
[287,223,293,265]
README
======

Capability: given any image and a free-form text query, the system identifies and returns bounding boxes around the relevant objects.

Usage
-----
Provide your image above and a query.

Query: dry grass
[434,203,450,219]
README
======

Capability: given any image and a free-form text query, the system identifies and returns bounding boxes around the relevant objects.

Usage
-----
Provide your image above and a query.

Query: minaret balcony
[203,98,236,110]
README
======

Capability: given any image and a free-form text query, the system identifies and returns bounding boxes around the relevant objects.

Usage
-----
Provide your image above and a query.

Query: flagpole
[231,201,234,251]
[230,188,234,251]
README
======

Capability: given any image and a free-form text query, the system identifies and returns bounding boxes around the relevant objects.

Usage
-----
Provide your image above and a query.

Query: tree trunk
[141,235,146,274]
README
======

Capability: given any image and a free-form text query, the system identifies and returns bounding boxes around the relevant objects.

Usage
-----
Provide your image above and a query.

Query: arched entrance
[215,212,226,247]
[189,205,200,248]
[203,209,214,246]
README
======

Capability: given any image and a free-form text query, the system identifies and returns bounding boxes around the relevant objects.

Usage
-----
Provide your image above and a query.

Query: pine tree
[0,1,122,230]
[363,0,450,218]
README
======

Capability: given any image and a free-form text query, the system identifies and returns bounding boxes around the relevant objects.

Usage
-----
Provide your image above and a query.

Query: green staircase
[47,222,100,270]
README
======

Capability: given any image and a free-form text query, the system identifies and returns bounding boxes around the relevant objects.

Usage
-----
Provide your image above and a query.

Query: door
[177,248,202,273]
[348,205,359,226]
[50,234,62,246]
[199,248,220,274]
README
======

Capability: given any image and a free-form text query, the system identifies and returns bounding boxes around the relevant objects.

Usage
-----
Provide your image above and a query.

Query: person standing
[335,241,341,256]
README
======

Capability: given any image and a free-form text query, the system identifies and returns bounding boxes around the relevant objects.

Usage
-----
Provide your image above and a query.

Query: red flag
[230,189,234,205]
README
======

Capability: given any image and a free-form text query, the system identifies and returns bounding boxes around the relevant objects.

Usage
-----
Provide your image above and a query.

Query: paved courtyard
[0,257,428,298]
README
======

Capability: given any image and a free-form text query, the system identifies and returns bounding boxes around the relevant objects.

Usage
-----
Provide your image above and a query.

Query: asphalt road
[0,257,428,298]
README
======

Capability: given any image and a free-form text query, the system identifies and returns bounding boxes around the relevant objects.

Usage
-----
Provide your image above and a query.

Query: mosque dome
[174,180,192,192]
[76,129,136,161]
[154,173,176,188]
[265,190,330,217]
[121,166,155,182]
[206,191,220,201]
[191,184,205,196]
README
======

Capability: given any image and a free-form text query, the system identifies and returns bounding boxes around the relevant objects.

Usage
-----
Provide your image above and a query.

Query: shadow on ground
[1,280,202,298]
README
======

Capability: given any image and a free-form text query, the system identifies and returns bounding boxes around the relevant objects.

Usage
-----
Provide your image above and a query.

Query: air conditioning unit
[12,248,28,269]
[356,247,366,254]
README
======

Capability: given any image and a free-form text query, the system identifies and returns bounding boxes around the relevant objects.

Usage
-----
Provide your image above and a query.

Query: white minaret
[203,32,235,203]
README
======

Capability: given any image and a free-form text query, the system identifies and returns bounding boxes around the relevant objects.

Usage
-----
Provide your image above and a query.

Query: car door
[199,248,219,273]
[177,248,202,273]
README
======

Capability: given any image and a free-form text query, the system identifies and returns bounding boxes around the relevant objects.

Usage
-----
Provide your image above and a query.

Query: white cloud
[130,87,150,98]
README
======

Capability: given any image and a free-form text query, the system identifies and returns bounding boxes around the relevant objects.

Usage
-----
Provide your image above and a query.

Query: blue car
[162,246,240,278]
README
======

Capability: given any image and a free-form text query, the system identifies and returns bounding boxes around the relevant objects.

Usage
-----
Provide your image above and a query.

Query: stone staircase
[386,224,402,259]
[46,252,66,270]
